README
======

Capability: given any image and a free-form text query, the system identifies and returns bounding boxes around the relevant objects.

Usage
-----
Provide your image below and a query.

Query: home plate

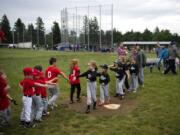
[103,104,121,110]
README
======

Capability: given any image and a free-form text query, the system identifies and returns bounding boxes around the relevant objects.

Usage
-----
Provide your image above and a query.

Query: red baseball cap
[32,68,41,77]
[23,67,33,76]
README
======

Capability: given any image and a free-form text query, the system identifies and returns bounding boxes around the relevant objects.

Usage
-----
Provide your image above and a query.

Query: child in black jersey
[129,58,139,92]
[97,64,110,106]
[109,57,126,100]
[78,61,98,113]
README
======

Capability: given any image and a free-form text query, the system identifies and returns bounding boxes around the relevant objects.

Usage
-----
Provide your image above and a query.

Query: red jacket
[69,66,80,85]
[0,76,10,110]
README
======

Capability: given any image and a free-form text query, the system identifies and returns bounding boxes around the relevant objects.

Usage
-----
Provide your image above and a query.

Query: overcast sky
[0,0,180,34]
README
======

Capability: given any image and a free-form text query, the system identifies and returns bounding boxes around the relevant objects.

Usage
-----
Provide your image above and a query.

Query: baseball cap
[23,67,33,76]
[100,64,108,69]
[32,68,41,77]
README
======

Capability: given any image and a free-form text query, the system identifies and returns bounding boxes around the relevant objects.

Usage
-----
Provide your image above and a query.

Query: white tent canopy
[122,41,171,45]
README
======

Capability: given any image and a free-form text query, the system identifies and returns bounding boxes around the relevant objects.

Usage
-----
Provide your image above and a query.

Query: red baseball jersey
[20,78,35,96]
[34,79,45,95]
[69,66,80,85]
[39,72,47,98]
[0,76,10,110]
[45,65,62,83]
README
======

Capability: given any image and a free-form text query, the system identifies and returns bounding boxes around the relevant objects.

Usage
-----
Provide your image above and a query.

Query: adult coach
[164,43,179,75]
[45,57,69,109]
[136,45,146,87]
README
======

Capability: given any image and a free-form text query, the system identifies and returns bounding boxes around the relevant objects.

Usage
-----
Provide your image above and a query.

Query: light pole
[111,4,114,49]
[87,5,90,51]
[99,5,102,50]
[12,27,14,46]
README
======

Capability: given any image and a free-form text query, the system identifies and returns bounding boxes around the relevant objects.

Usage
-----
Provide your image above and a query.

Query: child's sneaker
[127,89,132,93]
[114,93,120,97]
[98,102,104,106]
[93,102,97,110]
[133,90,137,93]
[77,98,81,103]
[35,119,43,123]
[19,121,25,127]
[119,95,125,100]
[85,105,90,114]
[69,101,74,104]
[42,112,50,116]
[53,103,58,108]
[24,122,36,128]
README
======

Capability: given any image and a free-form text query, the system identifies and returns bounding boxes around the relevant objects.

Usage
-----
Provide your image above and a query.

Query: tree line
[0,15,61,48]
[0,14,180,49]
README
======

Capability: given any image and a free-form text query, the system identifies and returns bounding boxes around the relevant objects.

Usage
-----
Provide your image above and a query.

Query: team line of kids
[0,56,140,128]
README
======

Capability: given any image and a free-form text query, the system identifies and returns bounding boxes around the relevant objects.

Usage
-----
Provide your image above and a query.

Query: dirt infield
[61,96,138,116]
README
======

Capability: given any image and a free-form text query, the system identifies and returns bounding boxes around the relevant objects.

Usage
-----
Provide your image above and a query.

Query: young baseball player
[19,67,50,128]
[31,69,44,122]
[69,59,81,104]
[0,70,17,127]
[97,64,110,106]
[78,61,98,114]
[45,57,69,109]
[129,58,139,92]
[109,57,126,100]
[33,68,56,122]
[34,65,55,116]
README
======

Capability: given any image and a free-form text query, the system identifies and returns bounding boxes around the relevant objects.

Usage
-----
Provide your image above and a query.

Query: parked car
[8,44,16,49]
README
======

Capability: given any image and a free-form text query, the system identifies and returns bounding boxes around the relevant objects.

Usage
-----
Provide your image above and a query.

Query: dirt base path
[61,96,138,116]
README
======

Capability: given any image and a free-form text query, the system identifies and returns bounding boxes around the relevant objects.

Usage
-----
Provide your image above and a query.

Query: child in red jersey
[45,57,69,109]
[19,67,51,128]
[69,59,81,104]
[34,65,56,116]
[0,69,16,127]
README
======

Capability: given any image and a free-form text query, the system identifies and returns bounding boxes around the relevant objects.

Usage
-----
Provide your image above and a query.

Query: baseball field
[0,49,180,135]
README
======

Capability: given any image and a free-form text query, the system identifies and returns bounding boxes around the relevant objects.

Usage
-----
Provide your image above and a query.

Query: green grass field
[0,49,180,135]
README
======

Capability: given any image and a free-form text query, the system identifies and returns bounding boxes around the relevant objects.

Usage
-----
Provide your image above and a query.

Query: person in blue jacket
[158,46,169,72]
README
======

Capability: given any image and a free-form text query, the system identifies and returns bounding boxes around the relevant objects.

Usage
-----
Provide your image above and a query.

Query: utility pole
[52,28,53,49]
[87,5,90,51]
[75,7,78,48]
[23,25,25,47]
[99,5,102,50]
[111,4,114,49]
[44,30,46,49]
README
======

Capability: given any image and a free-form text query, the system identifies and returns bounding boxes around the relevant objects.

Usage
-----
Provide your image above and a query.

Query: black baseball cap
[100,64,108,69]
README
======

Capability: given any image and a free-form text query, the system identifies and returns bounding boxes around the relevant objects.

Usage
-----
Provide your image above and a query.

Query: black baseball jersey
[129,64,138,75]
[97,72,110,85]
[110,64,125,80]
[79,69,97,82]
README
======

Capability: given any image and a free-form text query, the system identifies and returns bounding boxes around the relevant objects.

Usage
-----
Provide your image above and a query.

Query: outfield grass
[0,49,180,135]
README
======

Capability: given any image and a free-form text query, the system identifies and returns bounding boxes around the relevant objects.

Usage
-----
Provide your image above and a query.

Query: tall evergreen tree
[83,16,89,44]
[89,17,99,45]
[52,21,61,45]
[27,23,36,44]
[0,15,12,43]
[14,18,25,43]
[36,17,45,47]
[142,28,153,41]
